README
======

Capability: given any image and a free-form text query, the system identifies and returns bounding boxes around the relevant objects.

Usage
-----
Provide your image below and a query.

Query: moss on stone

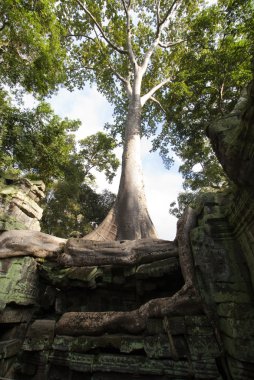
[0,257,39,308]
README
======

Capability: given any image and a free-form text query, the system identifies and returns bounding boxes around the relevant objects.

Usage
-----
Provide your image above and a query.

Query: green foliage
[0,87,119,237]
[42,184,116,238]
[79,132,120,183]
[58,0,202,125]
[40,131,119,237]
[1,0,253,225]
[153,0,253,192]
[57,0,253,196]
[0,90,80,184]
[0,0,67,95]
[169,192,197,219]
[41,167,117,237]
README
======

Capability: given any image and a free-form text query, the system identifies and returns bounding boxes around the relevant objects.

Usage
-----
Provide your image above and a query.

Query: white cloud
[49,87,114,139]
[22,93,39,109]
[144,170,183,240]
[141,140,183,240]
[192,163,202,173]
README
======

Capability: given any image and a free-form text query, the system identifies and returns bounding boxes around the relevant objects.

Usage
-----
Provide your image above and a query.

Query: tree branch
[141,38,160,75]
[141,77,171,107]
[121,0,137,67]
[76,0,128,55]
[91,26,131,97]
[150,96,167,113]
[65,34,96,43]
[159,39,185,48]
[141,1,181,74]
[0,19,8,32]
[156,0,161,25]
[112,69,132,98]
[158,0,180,31]
[66,65,97,75]
[121,0,128,15]
[140,0,182,78]
[92,26,131,97]
[83,65,97,71]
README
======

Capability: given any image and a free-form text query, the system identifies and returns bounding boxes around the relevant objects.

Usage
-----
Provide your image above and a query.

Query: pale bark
[115,91,157,239]
[141,77,171,107]
[85,71,157,240]
[0,230,66,259]
[61,238,177,267]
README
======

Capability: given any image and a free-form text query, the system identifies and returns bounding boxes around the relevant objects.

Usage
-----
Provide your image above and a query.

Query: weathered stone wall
[0,235,223,380]
[191,191,254,380]
[207,78,254,195]
[1,194,254,379]
[0,176,45,231]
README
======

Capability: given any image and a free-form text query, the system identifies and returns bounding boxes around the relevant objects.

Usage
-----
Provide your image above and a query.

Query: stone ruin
[0,80,254,379]
[0,177,45,232]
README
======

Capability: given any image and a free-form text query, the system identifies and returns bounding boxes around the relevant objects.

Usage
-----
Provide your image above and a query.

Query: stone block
[23,320,56,351]
[219,317,254,338]
[0,307,33,323]
[0,257,39,308]
[217,302,254,319]
[222,334,254,363]
[0,339,22,359]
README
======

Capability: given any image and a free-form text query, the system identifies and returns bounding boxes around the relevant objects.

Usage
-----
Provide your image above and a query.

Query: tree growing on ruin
[58,0,200,240]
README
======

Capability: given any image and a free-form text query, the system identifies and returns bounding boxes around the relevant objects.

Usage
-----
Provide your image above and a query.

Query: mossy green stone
[217,302,254,319]
[219,317,254,339]
[0,257,38,308]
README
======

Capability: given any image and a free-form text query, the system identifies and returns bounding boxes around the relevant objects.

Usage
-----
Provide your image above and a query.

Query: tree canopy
[0,91,79,184]
[162,0,254,216]
[79,132,120,183]
[42,183,116,237]
[153,0,254,192]
[53,0,254,238]
[0,0,66,94]
[0,88,120,237]
[56,0,253,192]
[41,132,119,237]
[58,0,198,114]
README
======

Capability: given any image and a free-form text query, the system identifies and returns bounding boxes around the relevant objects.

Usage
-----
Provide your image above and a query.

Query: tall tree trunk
[84,75,157,241]
[115,93,157,240]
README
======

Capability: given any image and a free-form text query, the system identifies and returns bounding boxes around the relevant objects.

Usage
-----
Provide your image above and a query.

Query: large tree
[58,0,202,240]
[2,0,252,240]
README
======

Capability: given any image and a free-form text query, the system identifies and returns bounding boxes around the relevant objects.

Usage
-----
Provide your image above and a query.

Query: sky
[39,86,184,241]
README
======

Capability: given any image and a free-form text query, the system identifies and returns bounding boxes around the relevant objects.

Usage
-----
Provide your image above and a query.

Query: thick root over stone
[56,208,202,337]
